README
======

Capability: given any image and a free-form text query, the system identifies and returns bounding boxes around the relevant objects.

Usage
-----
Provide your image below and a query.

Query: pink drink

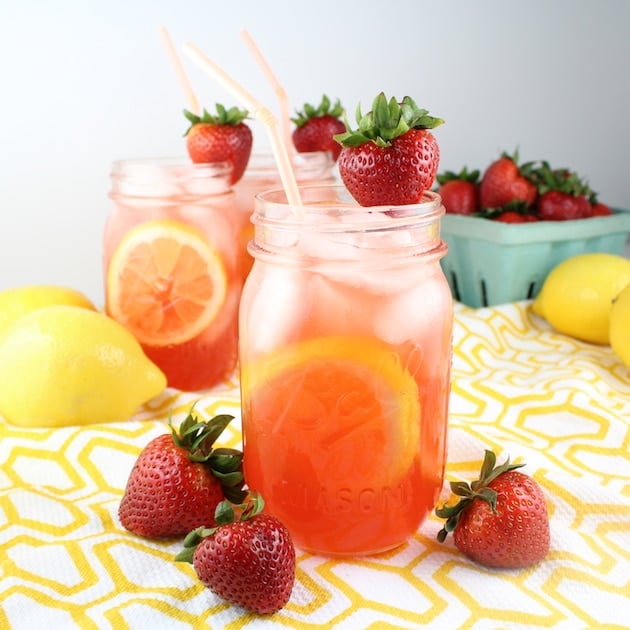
[239,185,453,555]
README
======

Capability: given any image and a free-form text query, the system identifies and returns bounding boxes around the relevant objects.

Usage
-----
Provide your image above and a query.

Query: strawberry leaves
[436,450,525,542]
[291,94,344,127]
[335,93,444,148]
[183,104,249,134]
[169,410,246,504]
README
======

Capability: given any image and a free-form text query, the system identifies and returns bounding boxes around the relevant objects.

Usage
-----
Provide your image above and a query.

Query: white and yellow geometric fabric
[1,301,628,629]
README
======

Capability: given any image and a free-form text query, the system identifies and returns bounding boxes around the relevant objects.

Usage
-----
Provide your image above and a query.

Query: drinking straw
[159,26,200,115]
[182,42,302,207]
[240,28,294,157]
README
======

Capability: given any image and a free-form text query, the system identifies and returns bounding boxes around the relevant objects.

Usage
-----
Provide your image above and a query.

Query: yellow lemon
[532,253,630,344]
[610,282,630,367]
[0,284,96,338]
[0,305,167,428]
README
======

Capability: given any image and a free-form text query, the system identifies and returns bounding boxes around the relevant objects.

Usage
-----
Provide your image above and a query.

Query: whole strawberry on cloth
[291,94,346,161]
[176,493,295,615]
[436,450,550,569]
[437,167,480,215]
[335,92,444,206]
[119,410,246,538]
[479,150,537,210]
[184,104,253,184]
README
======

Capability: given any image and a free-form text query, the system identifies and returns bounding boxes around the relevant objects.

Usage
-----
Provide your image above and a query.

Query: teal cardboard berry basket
[440,209,630,308]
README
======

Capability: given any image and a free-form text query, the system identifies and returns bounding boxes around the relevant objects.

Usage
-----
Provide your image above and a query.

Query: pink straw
[158,26,200,115]
[240,29,294,157]
[182,41,302,208]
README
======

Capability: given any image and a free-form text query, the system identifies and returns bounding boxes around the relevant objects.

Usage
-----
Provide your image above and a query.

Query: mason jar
[239,184,453,556]
[104,158,241,391]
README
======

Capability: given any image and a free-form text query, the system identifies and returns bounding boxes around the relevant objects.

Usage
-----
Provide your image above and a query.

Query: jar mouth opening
[111,157,232,181]
[243,151,335,180]
[109,157,233,198]
[254,185,444,230]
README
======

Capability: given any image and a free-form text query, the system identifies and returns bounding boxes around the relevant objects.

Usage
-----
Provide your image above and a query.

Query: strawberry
[176,493,295,615]
[291,94,346,161]
[119,410,246,538]
[335,92,444,206]
[437,167,480,215]
[184,104,253,184]
[476,202,538,223]
[531,162,594,220]
[537,190,592,220]
[479,151,537,210]
[436,450,550,569]
[590,200,613,216]
[494,210,538,223]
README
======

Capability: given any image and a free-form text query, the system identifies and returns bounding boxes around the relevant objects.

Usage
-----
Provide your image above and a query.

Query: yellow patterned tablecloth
[1,301,629,629]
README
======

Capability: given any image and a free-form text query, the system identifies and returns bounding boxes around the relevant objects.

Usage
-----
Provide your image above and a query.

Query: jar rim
[110,157,232,180]
[254,184,444,228]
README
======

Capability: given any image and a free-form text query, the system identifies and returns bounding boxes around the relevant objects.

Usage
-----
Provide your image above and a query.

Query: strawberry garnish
[436,450,550,569]
[479,150,537,210]
[335,92,444,206]
[184,104,253,184]
[437,167,480,215]
[119,409,246,538]
[176,493,295,615]
[291,94,346,161]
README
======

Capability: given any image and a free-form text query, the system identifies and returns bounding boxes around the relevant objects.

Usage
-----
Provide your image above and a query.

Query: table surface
[1,301,628,629]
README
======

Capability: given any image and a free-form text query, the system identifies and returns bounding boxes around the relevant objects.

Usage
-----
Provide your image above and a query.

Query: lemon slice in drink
[107,220,227,347]
[241,336,421,487]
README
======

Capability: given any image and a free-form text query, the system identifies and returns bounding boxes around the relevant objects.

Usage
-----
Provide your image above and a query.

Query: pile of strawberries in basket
[437,151,613,222]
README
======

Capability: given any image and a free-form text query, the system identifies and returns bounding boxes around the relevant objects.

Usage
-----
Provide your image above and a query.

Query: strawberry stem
[173,492,267,564]
[168,408,247,504]
[183,104,249,135]
[435,450,525,543]
[291,94,344,127]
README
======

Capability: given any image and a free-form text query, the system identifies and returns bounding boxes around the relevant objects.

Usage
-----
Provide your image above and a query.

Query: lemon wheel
[242,336,421,486]
[107,220,228,347]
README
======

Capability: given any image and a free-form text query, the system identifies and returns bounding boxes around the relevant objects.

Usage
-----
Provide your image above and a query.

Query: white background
[0,0,629,303]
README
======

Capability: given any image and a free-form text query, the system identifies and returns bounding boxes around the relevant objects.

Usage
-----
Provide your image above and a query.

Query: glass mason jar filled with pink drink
[239,185,453,556]
[233,151,336,282]
[104,158,241,391]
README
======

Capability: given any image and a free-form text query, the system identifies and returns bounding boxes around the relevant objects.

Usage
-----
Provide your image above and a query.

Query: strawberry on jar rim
[437,167,480,215]
[184,104,253,185]
[176,493,295,615]
[436,449,550,569]
[118,410,246,538]
[291,94,346,161]
[335,92,444,207]
[479,150,537,210]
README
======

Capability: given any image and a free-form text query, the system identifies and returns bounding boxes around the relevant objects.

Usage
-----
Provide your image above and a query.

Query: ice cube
[243,265,311,354]
[373,272,452,346]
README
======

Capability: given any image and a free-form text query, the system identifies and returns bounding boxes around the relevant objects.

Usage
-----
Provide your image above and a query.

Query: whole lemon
[610,282,630,367]
[0,285,96,338]
[532,253,630,345]
[0,305,167,428]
